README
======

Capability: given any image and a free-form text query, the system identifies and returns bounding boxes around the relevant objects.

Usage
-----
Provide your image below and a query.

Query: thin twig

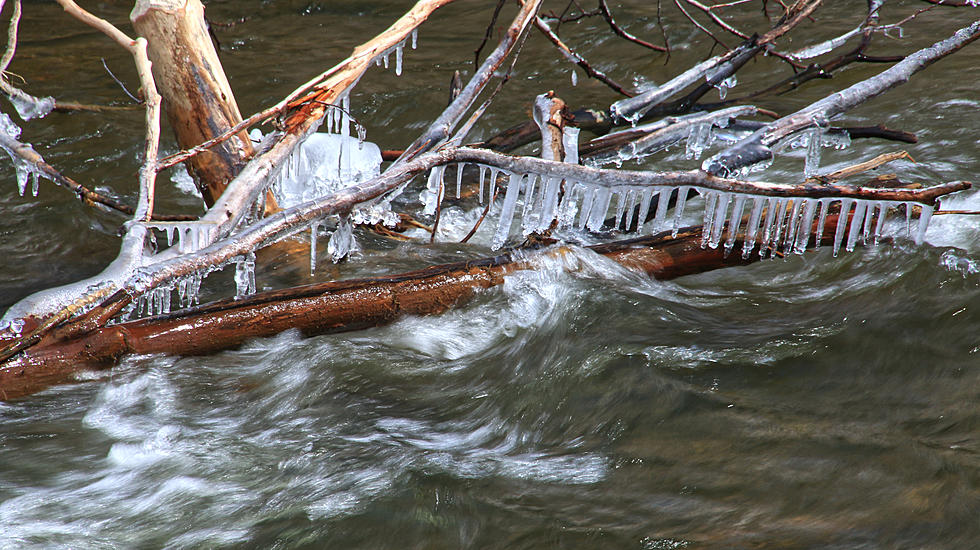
[533,16,634,97]
[597,0,667,53]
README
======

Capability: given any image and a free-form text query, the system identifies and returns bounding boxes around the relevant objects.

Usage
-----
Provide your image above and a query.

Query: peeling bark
[131,0,267,208]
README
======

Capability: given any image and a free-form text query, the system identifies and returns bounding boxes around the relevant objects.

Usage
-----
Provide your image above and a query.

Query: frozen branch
[704,19,980,177]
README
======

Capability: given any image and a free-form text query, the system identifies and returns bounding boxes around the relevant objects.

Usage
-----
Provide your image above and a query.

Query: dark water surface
[1,1,978,548]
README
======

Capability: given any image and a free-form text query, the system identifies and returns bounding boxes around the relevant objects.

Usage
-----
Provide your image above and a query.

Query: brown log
[1,214,845,400]
[131,0,270,209]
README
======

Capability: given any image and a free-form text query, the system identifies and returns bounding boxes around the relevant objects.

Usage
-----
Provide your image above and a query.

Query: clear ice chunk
[235,252,256,298]
[271,132,382,209]
[328,216,354,261]
[8,89,56,121]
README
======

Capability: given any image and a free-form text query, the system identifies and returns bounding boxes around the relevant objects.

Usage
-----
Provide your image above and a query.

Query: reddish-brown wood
[0,216,842,400]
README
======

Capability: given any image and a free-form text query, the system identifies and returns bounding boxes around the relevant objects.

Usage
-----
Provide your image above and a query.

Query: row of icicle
[422,159,935,255]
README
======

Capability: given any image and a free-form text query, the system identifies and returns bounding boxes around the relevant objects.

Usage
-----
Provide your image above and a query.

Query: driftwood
[0,213,846,400]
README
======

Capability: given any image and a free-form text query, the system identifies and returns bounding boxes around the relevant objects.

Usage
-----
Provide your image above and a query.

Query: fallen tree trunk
[0,213,846,400]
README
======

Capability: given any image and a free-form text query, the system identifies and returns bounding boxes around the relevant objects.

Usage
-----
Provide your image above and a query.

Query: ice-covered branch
[157,0,459,172]
[0,117,193,220]
[704,19,980,177]
[0,1,167,358]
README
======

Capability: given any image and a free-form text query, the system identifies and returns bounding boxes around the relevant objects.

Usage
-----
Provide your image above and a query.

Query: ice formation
[588,106,757,168]
[6,88,56,121]
[142,221,218,255]
[260,110,382,210]
[0,113,46,197]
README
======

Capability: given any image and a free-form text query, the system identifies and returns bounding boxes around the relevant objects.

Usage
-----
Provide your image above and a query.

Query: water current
[1,1,978,548]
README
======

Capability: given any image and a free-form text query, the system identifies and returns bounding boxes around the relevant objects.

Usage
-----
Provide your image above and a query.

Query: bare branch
[534,15,634,97]
[705,19,980,177]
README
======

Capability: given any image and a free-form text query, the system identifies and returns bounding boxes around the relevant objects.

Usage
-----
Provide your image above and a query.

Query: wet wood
[0,214,842,400]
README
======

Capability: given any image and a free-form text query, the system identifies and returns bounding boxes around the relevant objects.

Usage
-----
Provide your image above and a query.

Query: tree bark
[131,0,270,208]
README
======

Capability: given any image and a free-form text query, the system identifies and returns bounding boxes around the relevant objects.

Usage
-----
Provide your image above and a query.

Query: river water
[1,1,978,548]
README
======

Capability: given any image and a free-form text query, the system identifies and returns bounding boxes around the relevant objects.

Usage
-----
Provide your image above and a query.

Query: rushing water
[1,1,979,548]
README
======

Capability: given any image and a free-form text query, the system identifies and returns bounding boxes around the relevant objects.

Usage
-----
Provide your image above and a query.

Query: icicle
[804,128,823,177]
[708,192,731,249]
[622,189,639,231]
[653,188,670,230]
[783,199,803,252]
[815,198,830,246]
[161,286,171,315]
[478,165,487,203]
[571,70,578,86]
[614,188,629,230]
[455,162,464,199]
[913,203,934,245]
[188,272,202,306]
[759,198,778,257]
[587,186,613,231]
[742,197,765,259]
[328,217,354,261]
[671,187,690,237]
[577,184,597,229]
[16,163,27,195]
[422,165,446,215]
[411,29,418,49]
[794,199,818,254]
[537,176,561,233]
[769,199,789,257]
[521,174,539,232]
[724,195,746,255]
[395,42,404,76]
[700,191,719,248]
[557,182,579,229]
[492,172,523,249]
[309,221,320,276]
[383,53,389,69]
[845,200,867,252]
[177,278,188,308]
[861,200,875,243]
[716,74,736,100]
[357,124,366,149]
[872,201,887,245]
[489,168,499,200]
[833,199,854,257]
[341,95,351,137]
[235,252,256,298]
[631,187,651,231]
[563,127,580,165]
